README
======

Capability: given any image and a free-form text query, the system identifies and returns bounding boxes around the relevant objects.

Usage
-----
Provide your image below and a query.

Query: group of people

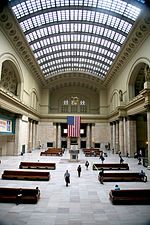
[64,160,89,186]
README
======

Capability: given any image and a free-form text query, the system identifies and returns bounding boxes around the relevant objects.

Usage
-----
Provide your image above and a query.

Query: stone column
[119,118,124,156]
[92,124,95,148]
[112,122,116,151]
[110,122,113,150]
[57,123,61,148]
[35,121,39,149]
[87,124,90,148]
[28,119,32,152]
[14,115,22,155]
[32,121,36,150]
[126,116,137,157]
[67,137,71,149]
[56,123,58,148]
[90,124,92,148]
[116,121,119,154]
[147,110,150,169]
[53,123,56,148]
[77,137,80,148]
[123,117,127,156]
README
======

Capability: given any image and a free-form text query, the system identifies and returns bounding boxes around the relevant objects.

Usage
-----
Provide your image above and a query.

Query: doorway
[81,141,86,148]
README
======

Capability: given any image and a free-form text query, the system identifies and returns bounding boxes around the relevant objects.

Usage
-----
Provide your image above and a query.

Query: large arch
[0,53,24,100]
[127,57,150,102]
[30,87,39,111]
[109,89,119,112]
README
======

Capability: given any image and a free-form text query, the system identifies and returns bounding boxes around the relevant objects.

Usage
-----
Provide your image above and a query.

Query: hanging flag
[67,116,81,137]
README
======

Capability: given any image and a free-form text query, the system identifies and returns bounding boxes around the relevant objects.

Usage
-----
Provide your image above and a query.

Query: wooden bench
[19,162,56,170]
[0,187,40,204]
[85,152,100,157]
[2,170,50,181]
[93,163,129,170]
[109,189,150,204]
[40,151,62,156]
[98,172,147,182]
[40,148,63,156]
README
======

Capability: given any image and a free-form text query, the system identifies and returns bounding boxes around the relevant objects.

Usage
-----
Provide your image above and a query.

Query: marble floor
[0,149,150,225]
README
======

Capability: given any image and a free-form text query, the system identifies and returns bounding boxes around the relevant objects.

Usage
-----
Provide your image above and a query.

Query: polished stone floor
[0,148,150,225]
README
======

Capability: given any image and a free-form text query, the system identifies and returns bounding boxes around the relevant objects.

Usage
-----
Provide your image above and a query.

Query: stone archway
[0,53,24,99]
[127,58,150,101]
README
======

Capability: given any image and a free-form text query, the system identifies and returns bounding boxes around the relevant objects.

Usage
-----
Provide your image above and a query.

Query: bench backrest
[0,187,39,196]
[103,172,140,177]
[110,189,150,197]
[3,170,49,176]
[20,162,55,166]
[94,163,129,168]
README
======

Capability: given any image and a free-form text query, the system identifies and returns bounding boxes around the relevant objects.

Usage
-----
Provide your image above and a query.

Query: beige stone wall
[49,86,99,114]
[93,122,111,147]
[38,122,54,149]
[0,135,15,155]
[14,116,29,155]
[107,35,150,112]
[0,30,41,112]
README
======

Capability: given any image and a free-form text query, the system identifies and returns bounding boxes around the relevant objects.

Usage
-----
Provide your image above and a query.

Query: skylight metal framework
[9,0,144,79]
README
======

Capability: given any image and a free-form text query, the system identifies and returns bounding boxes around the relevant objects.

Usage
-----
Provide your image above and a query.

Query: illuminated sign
[0,117,15,134]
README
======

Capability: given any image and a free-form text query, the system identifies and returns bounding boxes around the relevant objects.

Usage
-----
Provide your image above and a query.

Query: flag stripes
[67,116,80,137]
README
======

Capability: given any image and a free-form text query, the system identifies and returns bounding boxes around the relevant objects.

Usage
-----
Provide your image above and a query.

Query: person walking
[64,170,70,187]
[120,156,124,164]
[85,161,89,170]
[99,168,104,184]
[100,152,105,164]
[77,165,81,177]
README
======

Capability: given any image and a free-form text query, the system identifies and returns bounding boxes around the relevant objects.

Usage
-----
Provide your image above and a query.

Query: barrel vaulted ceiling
[0,0,150,90]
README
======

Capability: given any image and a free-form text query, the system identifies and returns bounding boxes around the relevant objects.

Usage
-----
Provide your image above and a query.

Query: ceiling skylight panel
[26,1,33,13]
[60,10,65,20]
[51,0,56,7]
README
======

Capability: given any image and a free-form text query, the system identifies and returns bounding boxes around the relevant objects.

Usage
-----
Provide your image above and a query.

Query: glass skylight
[9,0,144,79]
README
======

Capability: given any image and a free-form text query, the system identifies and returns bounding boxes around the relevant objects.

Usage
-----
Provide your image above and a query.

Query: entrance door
[81,141,86,148]
[61,141,67,148]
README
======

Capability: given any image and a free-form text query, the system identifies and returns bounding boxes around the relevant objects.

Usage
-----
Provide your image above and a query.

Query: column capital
[126,115,136,121]
[144,104,150,112]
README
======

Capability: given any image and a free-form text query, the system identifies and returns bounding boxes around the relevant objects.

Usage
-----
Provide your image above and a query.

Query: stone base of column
[147,166,150,170]
[28,141,32,153]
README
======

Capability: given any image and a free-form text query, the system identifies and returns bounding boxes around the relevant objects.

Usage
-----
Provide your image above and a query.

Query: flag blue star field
[67,116,81,137]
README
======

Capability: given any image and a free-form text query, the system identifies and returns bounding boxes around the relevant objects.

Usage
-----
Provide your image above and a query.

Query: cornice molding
[0,87,40,120]
[103,7,150,87]
[0,4,149,89]
[0,5,46,87]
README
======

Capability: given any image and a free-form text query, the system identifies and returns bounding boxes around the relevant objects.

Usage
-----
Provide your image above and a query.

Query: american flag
[67,116,81,137]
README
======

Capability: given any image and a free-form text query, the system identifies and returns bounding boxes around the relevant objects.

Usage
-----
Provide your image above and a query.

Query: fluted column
[56,123,58,148]
[14,115,22,155]
[110,122,113,150]
[126,116,137,157]
[67,137,70,149]
[119,118,124,156]
[53,123,56,148]
[123,117,127,156]
[147,109,150,169]
[92,124,95,148]
[116,121,119,154]
[87,124,90,148]
[28,119,32,152]
[32,121,36,150]
[57,123,61,148]
[112,122,116,151]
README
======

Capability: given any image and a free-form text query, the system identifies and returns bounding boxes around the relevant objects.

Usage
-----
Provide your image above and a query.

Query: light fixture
[71,96,79,105]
